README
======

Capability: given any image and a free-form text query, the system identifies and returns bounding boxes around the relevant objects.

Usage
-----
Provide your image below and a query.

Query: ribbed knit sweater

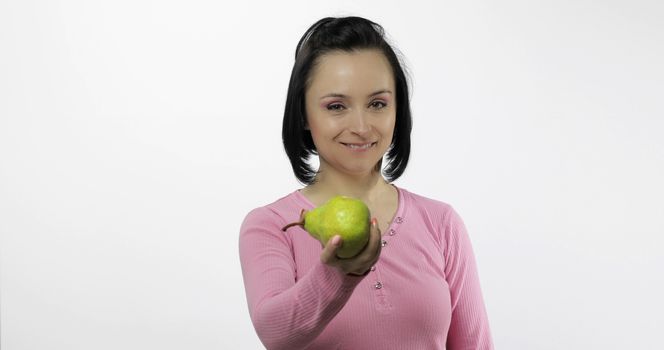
[239,186,493,349]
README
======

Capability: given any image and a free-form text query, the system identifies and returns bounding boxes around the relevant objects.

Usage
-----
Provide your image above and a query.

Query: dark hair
[282,16,412,185]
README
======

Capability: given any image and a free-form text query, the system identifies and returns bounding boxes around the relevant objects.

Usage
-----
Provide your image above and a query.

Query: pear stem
[281,221,303,231]
[281,209,306,232]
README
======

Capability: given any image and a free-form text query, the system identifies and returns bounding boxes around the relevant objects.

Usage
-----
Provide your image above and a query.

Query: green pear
[282,196,371,258]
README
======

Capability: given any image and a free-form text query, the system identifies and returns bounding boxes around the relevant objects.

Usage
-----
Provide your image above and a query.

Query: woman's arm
[239,207,364,349]
[443,207,494,350]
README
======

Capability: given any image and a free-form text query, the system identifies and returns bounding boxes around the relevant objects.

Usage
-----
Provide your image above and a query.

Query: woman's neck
[303,163,392,205]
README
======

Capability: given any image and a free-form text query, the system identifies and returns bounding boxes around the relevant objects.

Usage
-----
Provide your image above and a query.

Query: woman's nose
[348,109,371,135]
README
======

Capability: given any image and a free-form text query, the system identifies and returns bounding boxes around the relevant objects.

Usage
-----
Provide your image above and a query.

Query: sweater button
[388,229,396,236]
[370,266,376,271]
[374,282,383,289]
[381,239,387,247]
[395,216,403,224]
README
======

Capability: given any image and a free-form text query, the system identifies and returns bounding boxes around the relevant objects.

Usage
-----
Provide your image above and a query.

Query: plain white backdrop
[1,0,663,349]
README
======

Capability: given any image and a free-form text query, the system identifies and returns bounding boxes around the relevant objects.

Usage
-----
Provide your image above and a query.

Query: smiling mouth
[341,142,377,150]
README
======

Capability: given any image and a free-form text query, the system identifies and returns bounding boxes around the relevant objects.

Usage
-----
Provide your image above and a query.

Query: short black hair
[282,16,412,185]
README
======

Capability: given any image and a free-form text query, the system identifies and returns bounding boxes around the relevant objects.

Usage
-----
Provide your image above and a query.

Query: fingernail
[332,235,341,246]
[371,218,377,227]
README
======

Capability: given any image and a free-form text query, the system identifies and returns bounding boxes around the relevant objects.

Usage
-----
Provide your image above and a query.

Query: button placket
[371,215,403,295]
[370,260,385,294]
[370,267,391,312]
[382,216,402,245]
[370,213,400,313]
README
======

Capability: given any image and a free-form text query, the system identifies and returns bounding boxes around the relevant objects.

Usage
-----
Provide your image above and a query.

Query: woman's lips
[340,142,377,151]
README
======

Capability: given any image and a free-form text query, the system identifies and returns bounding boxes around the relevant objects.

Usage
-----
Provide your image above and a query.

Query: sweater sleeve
[443,206,494,350]
[238,206,365,350]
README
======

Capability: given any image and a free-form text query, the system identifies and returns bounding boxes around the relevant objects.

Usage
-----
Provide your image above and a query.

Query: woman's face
[304,49,396,178]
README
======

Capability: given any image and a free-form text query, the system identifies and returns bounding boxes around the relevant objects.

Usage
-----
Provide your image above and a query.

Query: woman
[239,16,493,349]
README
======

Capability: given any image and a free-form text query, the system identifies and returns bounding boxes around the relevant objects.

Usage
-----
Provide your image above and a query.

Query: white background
[1,0,663,349]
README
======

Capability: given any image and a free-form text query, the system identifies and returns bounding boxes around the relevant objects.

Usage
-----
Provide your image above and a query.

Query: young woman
[239,16,494,349]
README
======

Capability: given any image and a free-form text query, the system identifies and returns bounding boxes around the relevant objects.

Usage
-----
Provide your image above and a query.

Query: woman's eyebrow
[320,89,393,100]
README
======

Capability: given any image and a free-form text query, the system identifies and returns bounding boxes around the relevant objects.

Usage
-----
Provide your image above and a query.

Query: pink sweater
[239,186,493,349]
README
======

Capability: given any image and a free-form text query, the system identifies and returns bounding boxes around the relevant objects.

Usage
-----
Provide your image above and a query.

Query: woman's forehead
[307,50,394,96]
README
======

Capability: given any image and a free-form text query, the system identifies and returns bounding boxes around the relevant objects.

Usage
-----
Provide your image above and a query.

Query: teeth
[346,143,373,149]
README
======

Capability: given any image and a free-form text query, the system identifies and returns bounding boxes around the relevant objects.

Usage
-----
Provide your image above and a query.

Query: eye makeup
[319,94,392,110]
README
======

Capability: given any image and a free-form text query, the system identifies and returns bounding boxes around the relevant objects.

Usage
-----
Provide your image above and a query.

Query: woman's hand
[319,218,382,276]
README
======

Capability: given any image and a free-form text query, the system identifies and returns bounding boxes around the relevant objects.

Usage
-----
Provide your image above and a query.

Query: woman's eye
[370,100,387,109]
[326,103,345,111]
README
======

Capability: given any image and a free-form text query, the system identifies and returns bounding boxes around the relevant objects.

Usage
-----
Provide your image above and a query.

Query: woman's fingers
[320,235,342,264]
[345,219,382,275]
[320,219,382,275]
[366,218,382,257]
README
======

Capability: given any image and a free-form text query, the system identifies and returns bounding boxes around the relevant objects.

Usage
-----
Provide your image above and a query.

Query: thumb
[363,218,382,258]
[367,218,381,247]
[320,235,342,264]
[371,217,381,235]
